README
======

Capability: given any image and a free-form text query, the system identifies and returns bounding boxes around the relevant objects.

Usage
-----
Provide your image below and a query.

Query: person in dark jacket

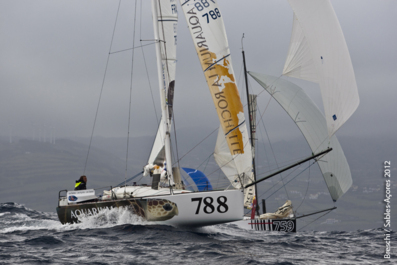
[75,175,87,190]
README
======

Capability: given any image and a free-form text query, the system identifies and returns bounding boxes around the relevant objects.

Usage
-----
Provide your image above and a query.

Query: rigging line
[156,0,174,168]
[196,152,214,172]
[115,171,143,187]
[263,160,316,200]
[253,74,329,156]
[125,0,139,187]
[204,54,231,72]
[141,39,164,42]
[255,160,307,198]
[139,0,142,40]
[138,0,160,127]
[83,0,122,175]
[182,153,214,185]
[157,0,171,83]
[157,0,173,99]
[225,120,245,136]
[258,159,312,197]
[257,112,271,172]
[171,99,180,171]
[294,161,311,213]
[175,126,218,163]
[205,135,251,178]
[141,41,159,124]
[313,135,332,154]
[254,154,312,177]
[250,74,283,140]
[255,90,290,200]
[180,0,190,6]
[298,209,333,231]
[138,0,161,134]
[202,152,211,173]
[253,74,283,99]
[109,42,155,54]
[135,173,145,184]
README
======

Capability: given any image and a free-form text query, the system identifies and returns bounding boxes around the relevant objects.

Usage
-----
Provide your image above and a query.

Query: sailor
[143,164,154,177]
[74,175,87,190]
[160,161,167,182]
[160,161,174,185]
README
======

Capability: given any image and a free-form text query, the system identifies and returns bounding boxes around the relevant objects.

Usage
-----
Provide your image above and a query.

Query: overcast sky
[1,0,396,143]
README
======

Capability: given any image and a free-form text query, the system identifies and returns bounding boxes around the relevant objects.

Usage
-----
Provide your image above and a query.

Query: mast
[242,44,259,215]
[151,0,173,184]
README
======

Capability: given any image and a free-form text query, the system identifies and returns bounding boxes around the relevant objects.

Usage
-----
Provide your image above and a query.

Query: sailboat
[241,0,359,231]
[57,0,254,227]
[56,0,359,232]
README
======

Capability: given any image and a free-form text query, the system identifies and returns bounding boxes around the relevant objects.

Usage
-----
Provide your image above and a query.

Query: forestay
[249,72,352,201]
[148,0,178,165]
[179,0,252,187]
[283,0,359,137]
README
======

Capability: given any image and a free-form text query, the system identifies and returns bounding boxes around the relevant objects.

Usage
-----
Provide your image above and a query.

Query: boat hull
[57,189,244,226]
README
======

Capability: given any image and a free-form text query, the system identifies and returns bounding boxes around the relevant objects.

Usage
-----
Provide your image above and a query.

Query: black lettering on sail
[200,51,211,61]
[189,16,199,26]
[218,99,228,109]
[221,110,231,119]
[195,32,205,39]
[197,40,208,48]
[210,75,221,87]
[187,7,196,15]
[192,25,203,35]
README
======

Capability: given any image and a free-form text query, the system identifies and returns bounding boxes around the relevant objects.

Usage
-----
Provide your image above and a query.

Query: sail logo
[171,4,177,14]
[185,6,245,155]
[70,206,115,220]
[68,196,78,201]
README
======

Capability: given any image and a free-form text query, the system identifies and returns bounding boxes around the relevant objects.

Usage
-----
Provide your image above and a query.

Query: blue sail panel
[182,168,213,191]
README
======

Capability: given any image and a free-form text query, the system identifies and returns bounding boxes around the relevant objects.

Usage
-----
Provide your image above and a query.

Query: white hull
[153,189,244,226]
[57,188,244,227]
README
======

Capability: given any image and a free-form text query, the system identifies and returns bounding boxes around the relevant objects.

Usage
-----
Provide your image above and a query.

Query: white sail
[179,0,253,183]
[148,0,178,166]
[283,0,359,137]
[148,118,166,165]
[249,72,352,201]
[214,124,253,189]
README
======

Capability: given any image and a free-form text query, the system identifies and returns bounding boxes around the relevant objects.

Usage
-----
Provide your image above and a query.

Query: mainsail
[249,72,352,201]
[283,0,359,137]
[179,0,252,186]
[148,0,178,166]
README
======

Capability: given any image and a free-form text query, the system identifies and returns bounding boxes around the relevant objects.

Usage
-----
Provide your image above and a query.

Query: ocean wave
[0,202,150,234]
[0,202,390,264]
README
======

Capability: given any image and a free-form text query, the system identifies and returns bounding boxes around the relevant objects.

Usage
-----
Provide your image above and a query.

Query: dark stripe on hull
[57,197,180,224]
[56,199,146,224]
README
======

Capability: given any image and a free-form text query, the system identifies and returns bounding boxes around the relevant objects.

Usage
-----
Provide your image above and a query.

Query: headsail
[214,124,253,188]
[179,0,252,183]
[283,0,359,137]
[249,72,352,201]
[148,0,178,166]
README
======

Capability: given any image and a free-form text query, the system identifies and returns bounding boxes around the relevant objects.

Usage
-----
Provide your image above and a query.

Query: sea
[0,202,392,264]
